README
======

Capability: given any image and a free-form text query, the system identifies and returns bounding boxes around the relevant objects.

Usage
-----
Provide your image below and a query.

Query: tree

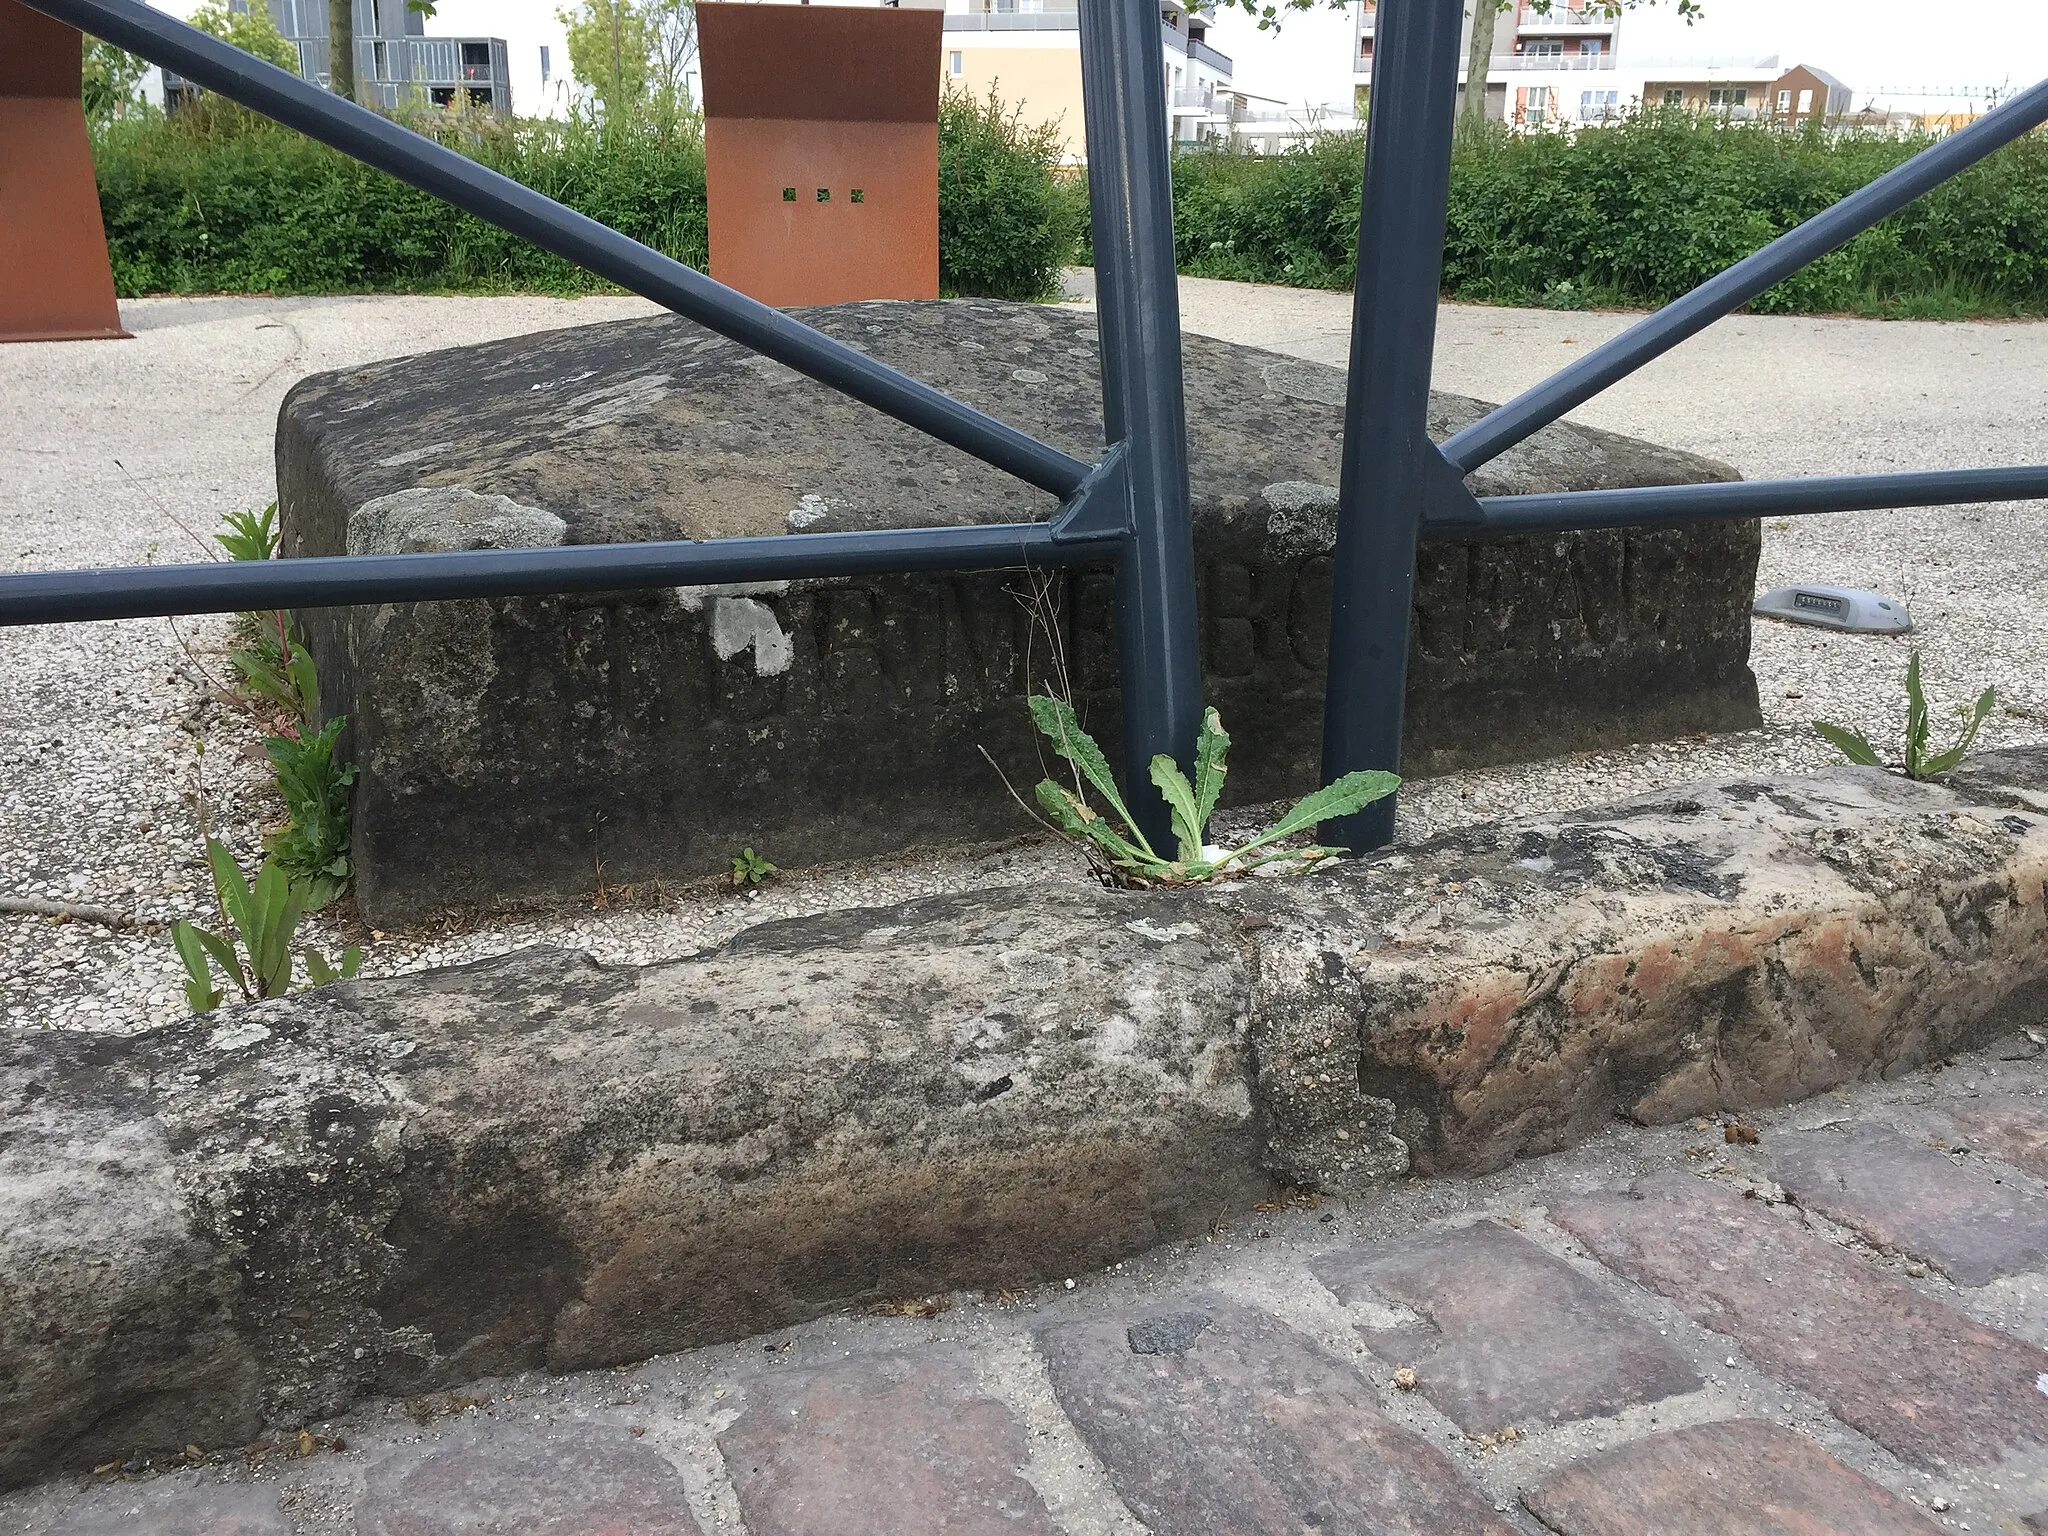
[188,0,301,72]
[1461,0,1498,124]
[646,0,697,110]
[558,0,654,117]
[81,37,148,121]
[327,0,355,102]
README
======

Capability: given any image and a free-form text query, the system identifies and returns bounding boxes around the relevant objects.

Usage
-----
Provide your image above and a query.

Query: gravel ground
[3,283,2044,1033]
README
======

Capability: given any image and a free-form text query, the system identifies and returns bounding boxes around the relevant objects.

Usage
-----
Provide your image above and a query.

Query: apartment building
[941,0,1235,159]
[1643,61,1850,124]
[260,0,513,115]
[1355,0,1620,125]
[1355,2,1846,133]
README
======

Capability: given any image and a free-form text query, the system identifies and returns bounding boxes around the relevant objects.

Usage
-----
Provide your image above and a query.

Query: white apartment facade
[1353,1,1822,133]
[942,0,1236,160]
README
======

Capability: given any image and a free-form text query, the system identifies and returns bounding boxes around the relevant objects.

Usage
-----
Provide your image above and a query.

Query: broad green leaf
[190,926,248,1001]
[1027,695,1152,855]
[1238,770,1402,856]
[170,922,223,1012]
[206,839,252,934]
[1149,755,1206,864]
[229,649,301,711]
[1904,649,1929,775]
[245,861,301,999]
[1812,721,1883,768]
[1919,686,1998,778]
[1035,780,1153,870]
[340,945,363,980]
[1193,708,1230,830]
[285,643,320,723]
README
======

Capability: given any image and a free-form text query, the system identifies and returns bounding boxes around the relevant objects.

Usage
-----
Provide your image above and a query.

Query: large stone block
[4,749,2044,1484]
[277,299,1757,922]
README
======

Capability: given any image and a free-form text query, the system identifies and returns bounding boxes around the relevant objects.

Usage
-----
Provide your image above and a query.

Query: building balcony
[1514,5,1618,32]
[1160,25,1232,73]
[942,11,1082,30]
[1500,52,1617,70]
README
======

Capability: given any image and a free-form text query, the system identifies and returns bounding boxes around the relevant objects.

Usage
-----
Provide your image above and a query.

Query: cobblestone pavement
[11,1035,2048,1532]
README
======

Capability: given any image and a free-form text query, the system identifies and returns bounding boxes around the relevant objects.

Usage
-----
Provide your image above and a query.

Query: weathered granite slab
[277,299,1758,923]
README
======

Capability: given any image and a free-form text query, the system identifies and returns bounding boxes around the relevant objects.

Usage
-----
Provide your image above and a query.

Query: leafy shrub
[1170,110,2048,317]
[264,717,358,909]
[93,105,710,295]
[937,87,1080,301]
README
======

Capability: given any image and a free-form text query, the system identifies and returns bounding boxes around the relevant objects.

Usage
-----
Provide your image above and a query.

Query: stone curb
[4,748,2044,1487]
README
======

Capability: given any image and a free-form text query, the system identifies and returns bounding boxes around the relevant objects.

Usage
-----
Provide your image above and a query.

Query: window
[1580,38,1602,56]
[540,45,551,84]
[1798,88,1813,113]
[1527,40,1562,59]
[1527,85,1549,124]
[1663,88,1684,106]
[948,50,963,77]
[1708,87,1747,108]
[1777,89,1791,111]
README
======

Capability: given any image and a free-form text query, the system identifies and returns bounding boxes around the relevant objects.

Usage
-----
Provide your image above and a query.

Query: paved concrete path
[8,1036,2048,1533]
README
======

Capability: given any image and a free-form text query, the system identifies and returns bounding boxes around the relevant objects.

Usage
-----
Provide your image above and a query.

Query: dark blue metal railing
[1317,0,2048,852]
[3,0,1201,850]
[7,0,2048,862]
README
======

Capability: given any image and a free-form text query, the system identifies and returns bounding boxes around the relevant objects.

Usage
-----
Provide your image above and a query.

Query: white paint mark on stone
[711,598,792,676]
[2037,1371,2048,1397]
[861,925,907,947]
[786,494,834,531]
[207,1020,272,1052]
[1124,919,1201,944]
[375,440,456,468]
[676,582,794,676]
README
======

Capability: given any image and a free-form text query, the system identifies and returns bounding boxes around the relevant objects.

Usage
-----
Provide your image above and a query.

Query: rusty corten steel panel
[699,2,941,308]
[0,0,127,342]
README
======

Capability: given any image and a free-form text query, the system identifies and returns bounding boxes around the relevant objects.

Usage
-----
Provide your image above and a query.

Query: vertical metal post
[1078,0,1203,853]
[1318,0,1464,854]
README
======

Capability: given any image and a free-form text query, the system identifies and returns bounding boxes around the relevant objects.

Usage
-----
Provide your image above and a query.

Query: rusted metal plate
[0,0,127,342]
[699,2,941,307]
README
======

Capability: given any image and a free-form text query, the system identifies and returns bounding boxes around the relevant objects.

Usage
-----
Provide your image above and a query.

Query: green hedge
[92,89,1075,302]
[1171,113,2048,318]
[97,103,2048,317]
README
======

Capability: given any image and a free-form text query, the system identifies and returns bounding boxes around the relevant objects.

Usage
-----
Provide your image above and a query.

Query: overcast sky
[1211,0,2048,115]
